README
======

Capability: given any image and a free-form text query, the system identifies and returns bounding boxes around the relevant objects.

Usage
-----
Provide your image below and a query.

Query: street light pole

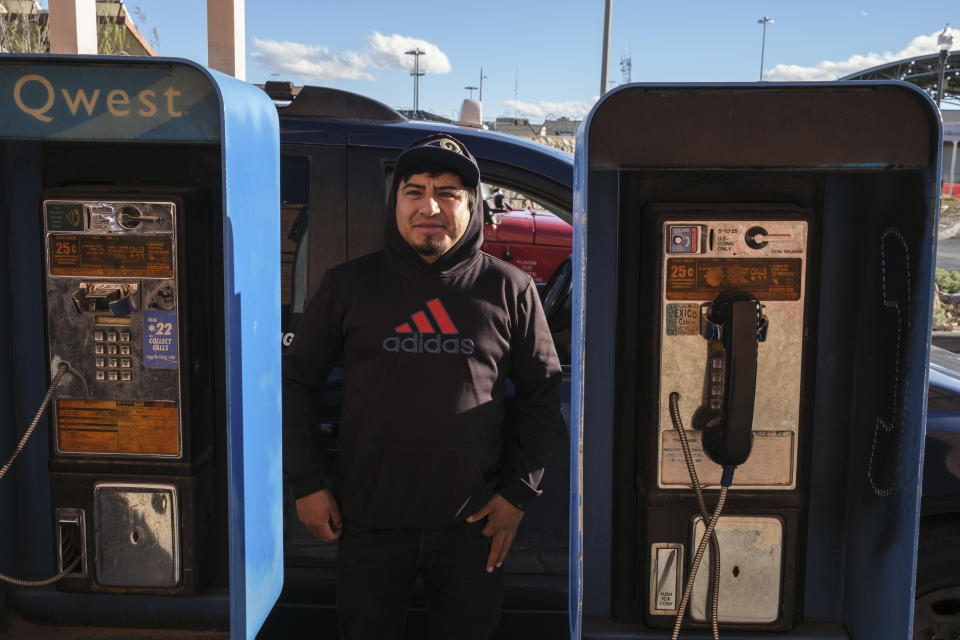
[479,67,488,102]
[758,16,773,81]
[600,0,612,95]
[937,24,954,108]
[405,48,425,116]
[465,86,478,99]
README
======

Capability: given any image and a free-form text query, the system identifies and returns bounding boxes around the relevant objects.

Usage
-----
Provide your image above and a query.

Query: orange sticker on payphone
[56,399,179,456]
[666,257,802,301]
[48,235,173,278]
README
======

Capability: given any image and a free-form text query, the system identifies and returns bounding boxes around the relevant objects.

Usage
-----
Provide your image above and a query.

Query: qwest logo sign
[383,298,476,355]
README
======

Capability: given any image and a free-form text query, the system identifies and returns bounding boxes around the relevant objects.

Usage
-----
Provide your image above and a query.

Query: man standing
[283,134,562,639]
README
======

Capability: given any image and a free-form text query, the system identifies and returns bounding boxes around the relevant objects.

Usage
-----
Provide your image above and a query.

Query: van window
[281,155,310,310]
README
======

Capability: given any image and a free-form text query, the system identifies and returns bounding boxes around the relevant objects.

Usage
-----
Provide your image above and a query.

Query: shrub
[936,269,960,294]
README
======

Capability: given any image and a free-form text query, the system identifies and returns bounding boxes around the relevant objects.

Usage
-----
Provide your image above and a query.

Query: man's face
[395,171,471,263]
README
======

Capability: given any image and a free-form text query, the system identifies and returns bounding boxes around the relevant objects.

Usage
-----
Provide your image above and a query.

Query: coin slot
[116,205,143,229]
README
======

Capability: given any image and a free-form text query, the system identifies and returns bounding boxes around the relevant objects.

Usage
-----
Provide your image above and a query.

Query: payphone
[646,207,811,632]
[42,192,215,593]
[0,56,282,638]
[571,83,940,640]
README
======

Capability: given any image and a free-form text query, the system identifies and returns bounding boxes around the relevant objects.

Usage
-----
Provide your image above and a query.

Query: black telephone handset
[694,292,767,467]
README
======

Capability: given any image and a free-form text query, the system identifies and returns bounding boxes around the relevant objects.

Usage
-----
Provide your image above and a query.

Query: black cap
[394,134,480,189]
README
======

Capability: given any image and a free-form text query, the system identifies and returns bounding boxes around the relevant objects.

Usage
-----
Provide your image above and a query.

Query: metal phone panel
[657,218,808,490]
[93,482,180,587]
[43,200,182,459]
[689,516,784,624]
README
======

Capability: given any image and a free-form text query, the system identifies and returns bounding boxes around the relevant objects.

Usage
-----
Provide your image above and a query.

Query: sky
[68,0,960,121]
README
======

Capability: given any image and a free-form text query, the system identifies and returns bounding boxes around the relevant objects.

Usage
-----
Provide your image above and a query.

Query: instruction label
[665,303,701,336]
[666,257,802,301]
[57,399,179,456]
[660,430,794,487]
[144,310,178,369]
[48,234,173,278]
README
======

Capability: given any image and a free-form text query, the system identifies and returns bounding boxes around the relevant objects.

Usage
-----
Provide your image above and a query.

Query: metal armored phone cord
[0,362,82,586]
[669,391,734,640]
[669,392,722,638]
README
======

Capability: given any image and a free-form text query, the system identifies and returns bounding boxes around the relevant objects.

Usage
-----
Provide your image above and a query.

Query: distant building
[0,0,156,55]
[543,117,580,137]
[944,110,960,187]
[487,117,546,138]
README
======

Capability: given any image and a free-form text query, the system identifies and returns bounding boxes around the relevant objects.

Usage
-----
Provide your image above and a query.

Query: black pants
[336,521,504,640]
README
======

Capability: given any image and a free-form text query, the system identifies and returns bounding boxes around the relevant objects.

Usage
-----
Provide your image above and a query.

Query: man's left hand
[466,493,525,573]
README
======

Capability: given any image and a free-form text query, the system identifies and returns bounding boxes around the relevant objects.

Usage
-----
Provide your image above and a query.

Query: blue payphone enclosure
[571,83,941,638]
[0,56,281,639]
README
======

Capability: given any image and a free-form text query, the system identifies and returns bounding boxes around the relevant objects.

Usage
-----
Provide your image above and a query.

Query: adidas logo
[382,298,476,355]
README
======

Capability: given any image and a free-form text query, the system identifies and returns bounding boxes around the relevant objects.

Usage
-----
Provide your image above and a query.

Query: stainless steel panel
[688,515,783,624]
[94,483,180,587]
[658,218,808,490]
[43,199,182,459]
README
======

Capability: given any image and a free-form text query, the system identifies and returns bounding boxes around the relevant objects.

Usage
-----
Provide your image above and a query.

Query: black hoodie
[283,136,562,529]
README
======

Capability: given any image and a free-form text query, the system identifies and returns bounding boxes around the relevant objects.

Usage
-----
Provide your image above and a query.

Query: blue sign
[143,310,178,369]
[0,59,220,141]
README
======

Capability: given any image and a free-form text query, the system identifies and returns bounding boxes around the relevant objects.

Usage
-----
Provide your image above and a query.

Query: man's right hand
[295,489,343,541]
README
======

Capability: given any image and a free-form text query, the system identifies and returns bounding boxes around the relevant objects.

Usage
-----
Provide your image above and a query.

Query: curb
[932,331,960,353]
[941,221,960,240]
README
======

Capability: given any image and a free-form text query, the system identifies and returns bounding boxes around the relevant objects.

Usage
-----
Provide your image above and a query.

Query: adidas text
[382,334,475,355]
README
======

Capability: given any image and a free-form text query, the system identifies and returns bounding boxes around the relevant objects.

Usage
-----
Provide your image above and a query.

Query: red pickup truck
[481,195,571,284]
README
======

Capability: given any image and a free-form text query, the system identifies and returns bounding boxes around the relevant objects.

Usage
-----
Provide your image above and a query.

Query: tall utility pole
[600,0,613,95]
[479,67,488,102]
[514,68,519,118]
[405,48,426,116]
[758,16,773,81]
[465,86,478,99]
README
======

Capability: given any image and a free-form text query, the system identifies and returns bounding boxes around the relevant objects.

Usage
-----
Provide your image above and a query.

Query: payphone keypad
[44,200,181,459]
[92,330,135,382]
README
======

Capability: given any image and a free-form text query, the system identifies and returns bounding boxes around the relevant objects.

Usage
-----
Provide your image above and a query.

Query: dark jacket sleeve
[282,269,345,499]
[500,279,563,510]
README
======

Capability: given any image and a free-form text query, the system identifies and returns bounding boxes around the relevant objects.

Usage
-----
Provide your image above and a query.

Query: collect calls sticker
[144,310,178,369]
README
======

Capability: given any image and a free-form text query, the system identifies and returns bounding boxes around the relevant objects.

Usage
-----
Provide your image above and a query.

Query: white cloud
[252,33,451,82]
[252,38,374,81]
[766,28,958,81]
[366,32,451,74]
[504,98,597,119]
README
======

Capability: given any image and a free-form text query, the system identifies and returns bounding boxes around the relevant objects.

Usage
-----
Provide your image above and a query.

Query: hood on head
[385,134,485,275]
